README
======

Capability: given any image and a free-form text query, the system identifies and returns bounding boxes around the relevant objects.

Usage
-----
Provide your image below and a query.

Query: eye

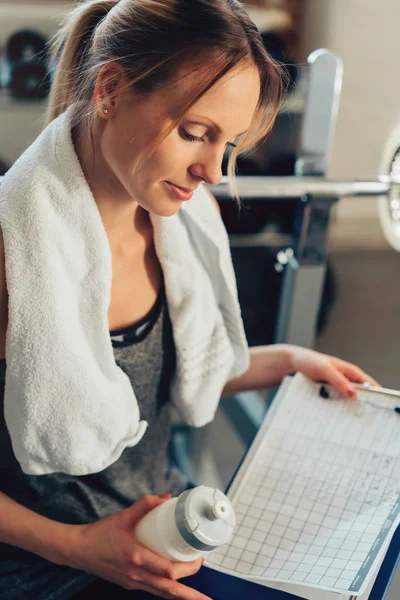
[180,128,238,149]
[179,128,205,143]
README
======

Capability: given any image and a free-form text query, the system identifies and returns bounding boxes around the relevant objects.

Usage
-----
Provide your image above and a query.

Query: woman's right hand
[65,494,212,599]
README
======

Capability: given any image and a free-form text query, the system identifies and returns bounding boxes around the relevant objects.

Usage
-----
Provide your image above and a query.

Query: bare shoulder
[203,186,221,215]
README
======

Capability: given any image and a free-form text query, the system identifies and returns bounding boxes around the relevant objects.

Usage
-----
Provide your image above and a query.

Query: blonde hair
[47,0,284,197]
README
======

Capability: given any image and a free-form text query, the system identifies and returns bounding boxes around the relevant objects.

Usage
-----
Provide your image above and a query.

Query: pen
[353,382,400,399]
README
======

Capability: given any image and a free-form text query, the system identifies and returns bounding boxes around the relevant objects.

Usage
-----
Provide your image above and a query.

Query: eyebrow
[185,115,247,138]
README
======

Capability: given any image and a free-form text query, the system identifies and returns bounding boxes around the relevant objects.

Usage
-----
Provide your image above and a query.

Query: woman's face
[94,63,261,217]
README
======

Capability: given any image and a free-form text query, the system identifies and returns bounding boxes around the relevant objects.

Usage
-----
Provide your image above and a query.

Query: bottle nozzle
[206,500,231,521]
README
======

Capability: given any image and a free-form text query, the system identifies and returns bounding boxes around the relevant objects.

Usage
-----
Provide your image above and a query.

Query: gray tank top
[0,286,191,599]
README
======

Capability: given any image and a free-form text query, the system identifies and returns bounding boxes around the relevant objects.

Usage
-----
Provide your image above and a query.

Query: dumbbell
[4,29,51,100]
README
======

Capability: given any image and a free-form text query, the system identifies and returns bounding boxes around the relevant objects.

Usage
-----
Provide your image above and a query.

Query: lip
[165,181,194,201]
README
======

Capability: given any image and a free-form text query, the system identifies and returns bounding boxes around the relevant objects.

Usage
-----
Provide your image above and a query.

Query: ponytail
[46,0,115,123]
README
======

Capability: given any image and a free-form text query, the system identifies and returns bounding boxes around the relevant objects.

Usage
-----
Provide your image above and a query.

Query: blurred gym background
[0,2,399,598]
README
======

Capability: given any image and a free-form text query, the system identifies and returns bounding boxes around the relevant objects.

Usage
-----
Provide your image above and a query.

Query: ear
[94,62,126,116]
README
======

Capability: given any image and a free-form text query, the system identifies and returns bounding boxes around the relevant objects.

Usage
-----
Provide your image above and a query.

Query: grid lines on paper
[207,376,400,594]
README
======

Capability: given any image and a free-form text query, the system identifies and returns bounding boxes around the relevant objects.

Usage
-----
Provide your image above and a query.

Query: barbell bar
[208,175,400,200]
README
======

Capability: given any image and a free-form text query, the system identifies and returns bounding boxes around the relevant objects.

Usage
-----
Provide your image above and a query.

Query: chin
[154,203,183,217]
[141,183,186,217]
[145,196,183,217]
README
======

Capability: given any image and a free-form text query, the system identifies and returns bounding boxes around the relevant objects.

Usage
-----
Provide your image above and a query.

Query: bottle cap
[175,486,236,551]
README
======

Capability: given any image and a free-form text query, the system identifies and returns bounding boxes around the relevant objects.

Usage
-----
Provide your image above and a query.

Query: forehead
[125,63,261,139]
[184,65,261,135]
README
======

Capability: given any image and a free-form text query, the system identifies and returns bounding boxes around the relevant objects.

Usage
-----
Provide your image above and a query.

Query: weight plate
[5,29,47,65]
[379,122,400,251]
[9,62,50,100]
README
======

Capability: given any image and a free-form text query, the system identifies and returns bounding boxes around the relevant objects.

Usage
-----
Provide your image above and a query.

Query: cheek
[102,123,195,188]
[150,135,193,177]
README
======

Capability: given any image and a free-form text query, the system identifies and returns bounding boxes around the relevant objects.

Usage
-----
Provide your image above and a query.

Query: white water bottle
[134,486,236,562]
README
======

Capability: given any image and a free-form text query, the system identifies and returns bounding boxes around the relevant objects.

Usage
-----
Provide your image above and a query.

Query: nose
[189,148,223,186]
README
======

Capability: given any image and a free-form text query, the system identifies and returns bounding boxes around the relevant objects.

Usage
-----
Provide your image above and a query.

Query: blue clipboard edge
[368,523,400,600]
[182,565,305,600]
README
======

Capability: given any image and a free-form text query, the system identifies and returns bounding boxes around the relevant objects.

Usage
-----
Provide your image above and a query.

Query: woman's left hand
[288,345,380,398]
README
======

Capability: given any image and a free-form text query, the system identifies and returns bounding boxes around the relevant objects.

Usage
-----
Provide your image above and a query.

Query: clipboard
[184,374,400,600]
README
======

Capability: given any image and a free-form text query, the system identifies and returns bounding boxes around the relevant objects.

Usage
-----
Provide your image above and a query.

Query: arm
[221,344,292,397]
[221,344,379,399]
[0,492,211,599]
[0,491,75,565]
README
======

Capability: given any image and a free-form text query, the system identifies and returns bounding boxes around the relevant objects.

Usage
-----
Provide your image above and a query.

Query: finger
[323,363,358,398]
[138,569,212,600]
[332,359,380,387]
[133,540,204,580]
[132,580,173,599]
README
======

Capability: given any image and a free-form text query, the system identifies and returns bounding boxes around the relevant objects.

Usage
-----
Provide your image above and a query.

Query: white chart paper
[205,374,400,596]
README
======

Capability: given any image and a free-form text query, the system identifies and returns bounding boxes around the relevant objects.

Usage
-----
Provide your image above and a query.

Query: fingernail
[158,493,171,499]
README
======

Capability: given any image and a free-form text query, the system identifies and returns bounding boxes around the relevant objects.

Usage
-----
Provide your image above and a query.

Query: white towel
[0,104,249,476]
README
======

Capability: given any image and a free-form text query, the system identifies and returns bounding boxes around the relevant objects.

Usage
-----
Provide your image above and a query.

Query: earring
[103,108,109,114]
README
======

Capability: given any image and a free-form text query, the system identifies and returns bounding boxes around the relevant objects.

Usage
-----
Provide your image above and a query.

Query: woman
[0,0,377,599]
